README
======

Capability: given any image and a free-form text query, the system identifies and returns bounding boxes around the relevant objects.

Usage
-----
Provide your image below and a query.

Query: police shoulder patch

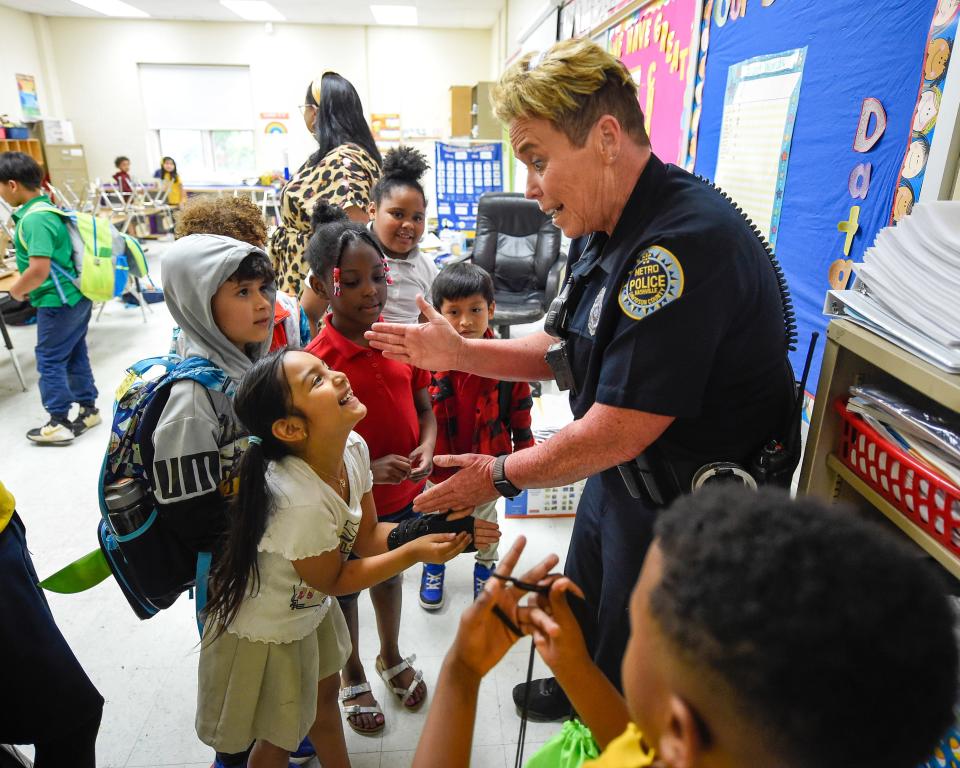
[618,245,684,320]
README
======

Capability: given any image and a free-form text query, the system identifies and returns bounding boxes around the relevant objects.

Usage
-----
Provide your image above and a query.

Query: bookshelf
[0,138,44,166]
[800,319,960,578]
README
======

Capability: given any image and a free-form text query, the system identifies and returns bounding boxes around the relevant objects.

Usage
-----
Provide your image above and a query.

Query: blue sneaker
[289,736,315,764]
[420,563,445,610]
[474,562,494,599]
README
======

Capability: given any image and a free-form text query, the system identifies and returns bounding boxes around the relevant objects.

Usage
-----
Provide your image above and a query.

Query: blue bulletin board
[434,142,504,232]
[690,0,943,392]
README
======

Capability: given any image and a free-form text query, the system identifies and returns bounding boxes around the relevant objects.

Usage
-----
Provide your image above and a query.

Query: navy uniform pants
[0,512,103,767]
[564,471,657,692]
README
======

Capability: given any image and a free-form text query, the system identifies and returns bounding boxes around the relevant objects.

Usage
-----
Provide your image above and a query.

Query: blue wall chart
[434,142,504,232]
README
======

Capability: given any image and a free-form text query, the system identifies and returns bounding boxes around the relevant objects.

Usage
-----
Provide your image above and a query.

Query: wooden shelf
[826,454,960,580]
[0,138,44,165]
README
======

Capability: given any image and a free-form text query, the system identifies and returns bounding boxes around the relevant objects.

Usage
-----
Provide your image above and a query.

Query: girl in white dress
[196,349,500,767]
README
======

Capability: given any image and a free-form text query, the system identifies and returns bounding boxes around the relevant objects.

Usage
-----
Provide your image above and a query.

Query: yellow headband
[310,78,322,106]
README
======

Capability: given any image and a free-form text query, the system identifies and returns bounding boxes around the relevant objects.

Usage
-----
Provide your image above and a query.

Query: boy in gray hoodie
[150,234,278,768]
[149,233,276,556]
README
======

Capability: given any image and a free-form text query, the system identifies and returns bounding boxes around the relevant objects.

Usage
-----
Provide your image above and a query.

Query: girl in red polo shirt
[304,203,436,735]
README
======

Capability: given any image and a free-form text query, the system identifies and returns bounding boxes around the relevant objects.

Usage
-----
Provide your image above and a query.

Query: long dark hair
[307,72,382,168]
[159,156,178,182]
[204,349,300,638]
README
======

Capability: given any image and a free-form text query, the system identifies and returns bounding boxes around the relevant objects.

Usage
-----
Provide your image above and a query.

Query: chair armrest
[544,255,566,309]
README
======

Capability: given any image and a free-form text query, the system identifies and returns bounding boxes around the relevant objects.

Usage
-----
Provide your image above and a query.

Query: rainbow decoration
[264,121,287,135]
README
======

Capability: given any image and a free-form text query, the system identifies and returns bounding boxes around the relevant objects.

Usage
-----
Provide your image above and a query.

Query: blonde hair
[174,195,267,248]
[491,37,649,147]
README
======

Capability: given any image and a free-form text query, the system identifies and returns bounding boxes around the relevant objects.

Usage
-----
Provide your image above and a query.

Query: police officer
[366,37,796,719]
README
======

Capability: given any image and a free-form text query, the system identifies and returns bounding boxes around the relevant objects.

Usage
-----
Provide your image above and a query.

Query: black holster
[617,448,694,509]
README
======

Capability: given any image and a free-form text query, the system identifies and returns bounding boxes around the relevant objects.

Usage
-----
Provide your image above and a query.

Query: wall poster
[713,48,805,248]
[16,73,41,121]
[434,142,504,232]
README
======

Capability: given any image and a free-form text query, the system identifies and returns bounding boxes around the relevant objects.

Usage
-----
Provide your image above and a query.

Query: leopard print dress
[269,142,381,296]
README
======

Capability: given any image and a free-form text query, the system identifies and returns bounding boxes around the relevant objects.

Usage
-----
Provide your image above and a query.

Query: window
[139,64,256,182]
[155,129,255,182]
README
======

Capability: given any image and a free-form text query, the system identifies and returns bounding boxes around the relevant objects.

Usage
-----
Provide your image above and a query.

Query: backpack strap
[15,202,69,249]
[194,550,213,638]
[16,204,74,303]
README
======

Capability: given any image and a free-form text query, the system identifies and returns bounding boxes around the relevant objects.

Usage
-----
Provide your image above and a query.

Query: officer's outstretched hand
[413,453,498,514]
[366,294,464,371]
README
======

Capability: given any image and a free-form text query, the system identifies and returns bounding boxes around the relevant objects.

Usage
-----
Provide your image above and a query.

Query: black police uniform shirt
[565,153,794,471]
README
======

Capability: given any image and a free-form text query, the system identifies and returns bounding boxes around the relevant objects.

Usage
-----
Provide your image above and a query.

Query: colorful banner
[605,0,699,165]
[890,0,960,222]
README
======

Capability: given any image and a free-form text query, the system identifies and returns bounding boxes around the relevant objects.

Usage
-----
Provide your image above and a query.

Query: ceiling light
[69,0,149,17]
[220,1,286,22]
[370,4,418,26]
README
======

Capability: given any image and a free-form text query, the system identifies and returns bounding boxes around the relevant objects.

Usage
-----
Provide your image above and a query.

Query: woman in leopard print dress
[270,73,382,334]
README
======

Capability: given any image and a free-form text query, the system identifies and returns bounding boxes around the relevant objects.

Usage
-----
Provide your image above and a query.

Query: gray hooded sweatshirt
[150,234,275,548]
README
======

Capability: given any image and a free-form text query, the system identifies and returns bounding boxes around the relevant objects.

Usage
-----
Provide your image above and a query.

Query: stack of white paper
[855,202,960,347]
[824,202,960,372]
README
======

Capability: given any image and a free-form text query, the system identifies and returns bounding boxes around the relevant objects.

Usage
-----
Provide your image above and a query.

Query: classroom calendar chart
[434,142,504,231]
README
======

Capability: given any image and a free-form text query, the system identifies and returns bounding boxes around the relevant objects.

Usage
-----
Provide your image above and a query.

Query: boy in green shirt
[0,151,100,444]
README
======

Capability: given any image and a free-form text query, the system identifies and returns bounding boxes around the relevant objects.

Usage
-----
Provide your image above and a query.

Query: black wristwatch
[492,455,522,498]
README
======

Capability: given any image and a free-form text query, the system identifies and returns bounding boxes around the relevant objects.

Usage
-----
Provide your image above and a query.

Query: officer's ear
[593,114,623,165]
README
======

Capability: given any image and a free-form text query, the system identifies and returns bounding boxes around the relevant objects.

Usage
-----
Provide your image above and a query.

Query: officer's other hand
[366,294,465,371]
[372,454,412,484]
[413,454,498,513]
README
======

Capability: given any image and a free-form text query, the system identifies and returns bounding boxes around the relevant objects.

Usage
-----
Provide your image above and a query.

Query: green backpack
[17,203,149,303]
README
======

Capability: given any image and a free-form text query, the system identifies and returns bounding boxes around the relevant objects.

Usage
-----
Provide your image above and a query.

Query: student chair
[468,192,564,339]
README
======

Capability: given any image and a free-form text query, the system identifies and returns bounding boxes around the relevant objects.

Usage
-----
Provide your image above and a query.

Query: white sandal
[339,681,385,735]
[376,654,426,711]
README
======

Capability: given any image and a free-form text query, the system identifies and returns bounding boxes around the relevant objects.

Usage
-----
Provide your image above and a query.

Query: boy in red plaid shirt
[421,263,534,608]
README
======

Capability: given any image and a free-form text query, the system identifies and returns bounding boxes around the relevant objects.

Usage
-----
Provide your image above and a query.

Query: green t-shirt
[12,194,83,308]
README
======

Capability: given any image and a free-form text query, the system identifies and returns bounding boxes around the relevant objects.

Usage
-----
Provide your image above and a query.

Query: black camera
[543,280,573,339]
[544,341,576,392]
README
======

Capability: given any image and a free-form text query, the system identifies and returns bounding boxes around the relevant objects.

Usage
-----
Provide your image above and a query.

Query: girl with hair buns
[367,145,438,324]
[269,73,382,335]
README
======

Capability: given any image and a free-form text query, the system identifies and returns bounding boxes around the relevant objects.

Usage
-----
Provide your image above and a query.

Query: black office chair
[470,192,564,338]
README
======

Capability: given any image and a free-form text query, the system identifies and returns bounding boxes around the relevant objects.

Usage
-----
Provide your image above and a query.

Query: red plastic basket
[834,399,960,557]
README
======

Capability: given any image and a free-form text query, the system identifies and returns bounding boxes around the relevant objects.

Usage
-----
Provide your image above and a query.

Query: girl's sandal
[339,682,385,735]
[376,654,427,711]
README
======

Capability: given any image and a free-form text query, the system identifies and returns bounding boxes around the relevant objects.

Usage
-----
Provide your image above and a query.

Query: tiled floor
[0,242,574,767]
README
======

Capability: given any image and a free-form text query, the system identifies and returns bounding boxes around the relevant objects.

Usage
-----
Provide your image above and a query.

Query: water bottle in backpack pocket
[97,477,196,619]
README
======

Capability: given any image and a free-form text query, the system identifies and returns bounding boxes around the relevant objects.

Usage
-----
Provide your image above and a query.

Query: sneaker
[473,561,493,599]
[71,405,102,436]
[26,417,75,445]
[289,736,315,764]
[419,563,445,610]
[512,677,572,722]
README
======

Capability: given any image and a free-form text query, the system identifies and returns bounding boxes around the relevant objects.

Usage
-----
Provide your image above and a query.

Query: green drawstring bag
[525,719,600,768]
